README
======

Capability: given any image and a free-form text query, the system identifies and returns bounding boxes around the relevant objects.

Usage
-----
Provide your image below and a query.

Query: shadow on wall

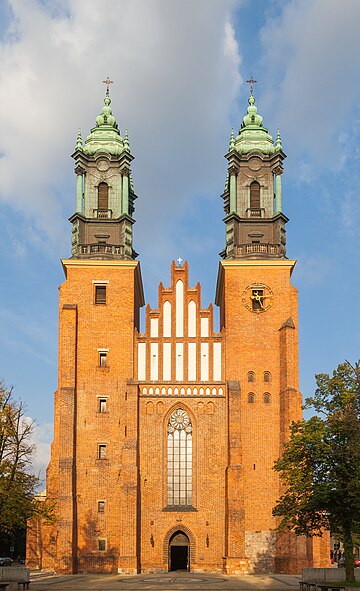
[26,514,58,570]
[77,510,119,574]
[246,531,276,574]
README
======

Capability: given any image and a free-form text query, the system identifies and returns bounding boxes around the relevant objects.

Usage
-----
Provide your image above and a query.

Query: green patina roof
[77,89,128,156]
[232,94,276,155]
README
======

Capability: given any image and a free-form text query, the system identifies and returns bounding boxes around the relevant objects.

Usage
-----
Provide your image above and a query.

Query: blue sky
[0,0,360,473]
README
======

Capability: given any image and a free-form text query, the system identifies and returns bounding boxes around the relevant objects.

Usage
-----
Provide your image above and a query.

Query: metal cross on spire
[246,76,257,95]
[176,257,183,266]
[102,77,114,93]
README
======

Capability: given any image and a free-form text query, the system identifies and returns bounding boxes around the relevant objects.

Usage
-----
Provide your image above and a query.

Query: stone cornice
[215,258,296,306]
[61,259,145,306]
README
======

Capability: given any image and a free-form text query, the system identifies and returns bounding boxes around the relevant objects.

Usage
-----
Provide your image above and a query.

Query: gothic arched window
[98,182,109,210]
[250,181,260,209]
[167,409,192,507]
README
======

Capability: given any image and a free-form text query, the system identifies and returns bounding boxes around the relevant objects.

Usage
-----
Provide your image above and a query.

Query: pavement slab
[29,572,302,591]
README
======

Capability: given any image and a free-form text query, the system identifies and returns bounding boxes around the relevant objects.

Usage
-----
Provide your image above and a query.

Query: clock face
[242,283,273,313]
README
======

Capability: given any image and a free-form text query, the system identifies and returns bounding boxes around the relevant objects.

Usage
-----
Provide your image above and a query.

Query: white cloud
[260,0,360,174]
[23,416,52,480]
[0,0,242,257]
[293,255,330,287]
[30,420,53,480]
[223,20,242,79]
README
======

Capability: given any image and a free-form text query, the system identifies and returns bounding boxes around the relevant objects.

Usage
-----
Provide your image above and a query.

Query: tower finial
[124,129,130,152]
[276,128,282,150]
[102,77,114,97]
[246,76,257,96]
[229,128,235,151]
[76,128,82,151]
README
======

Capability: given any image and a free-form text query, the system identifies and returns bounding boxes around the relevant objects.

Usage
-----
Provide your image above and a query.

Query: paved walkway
[30,571,301,591]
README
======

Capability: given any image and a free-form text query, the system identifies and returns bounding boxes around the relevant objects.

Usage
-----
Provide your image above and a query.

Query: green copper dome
[78,89,126,156]
[232,94,275,155]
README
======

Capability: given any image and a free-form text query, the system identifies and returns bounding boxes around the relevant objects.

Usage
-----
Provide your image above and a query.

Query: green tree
[0,382,49,540]
[273,361,360,583]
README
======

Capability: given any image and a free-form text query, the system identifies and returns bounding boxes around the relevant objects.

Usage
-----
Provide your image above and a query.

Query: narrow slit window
[98,183,109,210]
[98,444,107,459]
[99,398,107,413]
[98,539,106,551]
[250,180,260,209]
[95,285,106,305]
[99,352,107,367]
[98,500,105,513]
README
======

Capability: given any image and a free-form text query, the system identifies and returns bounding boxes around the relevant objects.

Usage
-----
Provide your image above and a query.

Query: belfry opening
[169,532,190,572]
[26,83,330,575]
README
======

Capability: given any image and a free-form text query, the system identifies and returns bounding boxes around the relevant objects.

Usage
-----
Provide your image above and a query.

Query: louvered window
[250,181,260,208]
[95,285,106,305]
[98,183,109,210]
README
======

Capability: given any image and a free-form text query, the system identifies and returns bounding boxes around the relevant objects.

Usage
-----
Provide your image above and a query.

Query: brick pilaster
[57,304,78,573]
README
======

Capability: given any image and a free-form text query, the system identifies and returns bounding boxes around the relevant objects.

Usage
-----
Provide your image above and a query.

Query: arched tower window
[167,409,192,507]
[248,393,255,403]
[264,392,271,404]
[264,371,271,383]
[250,181,260,209]
[98,182,109,210]
[248,371,255,383]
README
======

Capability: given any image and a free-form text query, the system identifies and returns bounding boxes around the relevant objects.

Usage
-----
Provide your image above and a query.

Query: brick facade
[26,89,330,575]
[27,256,329,574]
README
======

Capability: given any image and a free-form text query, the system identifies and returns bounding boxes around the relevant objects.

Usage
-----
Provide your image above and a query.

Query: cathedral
[27,84,329,574]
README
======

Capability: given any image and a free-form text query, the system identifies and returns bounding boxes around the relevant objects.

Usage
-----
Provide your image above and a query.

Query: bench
[0,581,29,590]
[300,582,317,591]
[317,585,346,591]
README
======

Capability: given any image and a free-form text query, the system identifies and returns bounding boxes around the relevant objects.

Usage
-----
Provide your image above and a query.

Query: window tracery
[167,409,192,506]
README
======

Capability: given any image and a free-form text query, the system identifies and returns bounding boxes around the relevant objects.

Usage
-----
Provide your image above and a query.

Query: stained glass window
[167,409,192,506]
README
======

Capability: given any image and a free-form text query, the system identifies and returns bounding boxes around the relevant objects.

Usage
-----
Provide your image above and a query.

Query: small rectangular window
[95,285,106,305]
[98,500,105,513]
[99,352,107,367]
[98,539,106,551]
[99,398,107,413]
[98,444,107,459]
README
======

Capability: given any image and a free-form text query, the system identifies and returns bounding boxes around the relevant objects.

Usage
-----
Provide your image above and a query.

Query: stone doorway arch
[168,531,190,572]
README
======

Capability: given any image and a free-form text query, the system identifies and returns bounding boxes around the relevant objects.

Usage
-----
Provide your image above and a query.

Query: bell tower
[217,86,316,574]
[70,81,137,260]
[32,83,144,574]
[221,87,287,260]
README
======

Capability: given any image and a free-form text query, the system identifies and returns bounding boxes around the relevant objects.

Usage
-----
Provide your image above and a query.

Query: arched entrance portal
[169,531,190,572]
